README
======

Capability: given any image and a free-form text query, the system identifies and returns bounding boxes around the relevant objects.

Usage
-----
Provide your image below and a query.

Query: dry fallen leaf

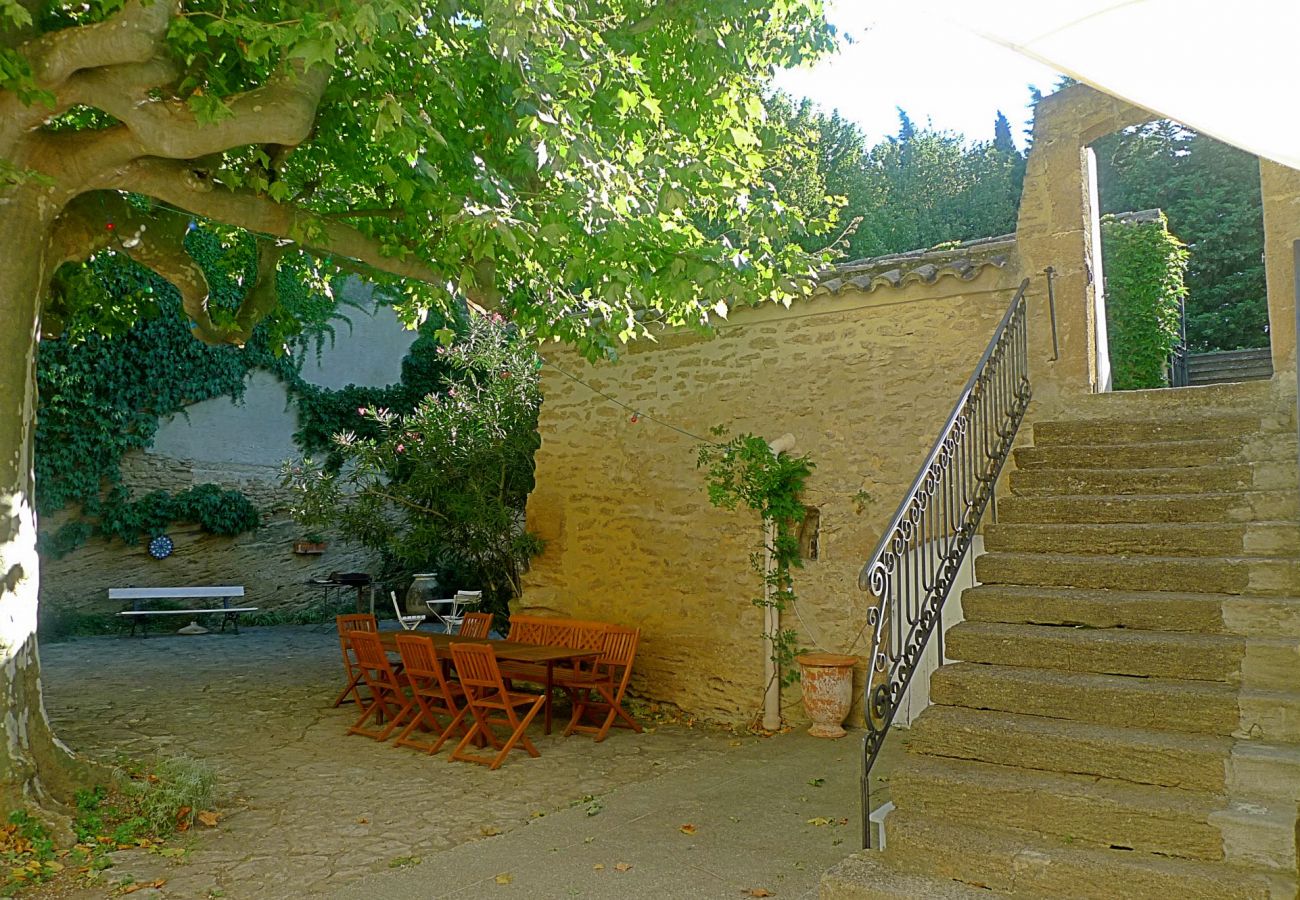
[614,862,633,873]
[593,864,605,871]
[679,824,697,835]
[744,890,775,898]
[481,825,503,837]
[494,873,513,885]
[196,811,221,827]
[806,817,832,827]
[121,879,166,894]
[357,818,369,825]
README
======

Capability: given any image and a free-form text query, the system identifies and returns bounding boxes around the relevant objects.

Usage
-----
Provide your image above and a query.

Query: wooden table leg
[545,661,555,734]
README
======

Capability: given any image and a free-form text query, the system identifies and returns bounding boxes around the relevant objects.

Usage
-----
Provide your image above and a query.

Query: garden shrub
[1101,211,1189,390]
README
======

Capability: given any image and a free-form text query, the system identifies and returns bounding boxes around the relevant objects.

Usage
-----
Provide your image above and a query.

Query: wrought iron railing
[857,277,1032,848]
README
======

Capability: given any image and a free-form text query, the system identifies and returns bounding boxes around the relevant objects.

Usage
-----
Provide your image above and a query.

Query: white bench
[110,586,257,636]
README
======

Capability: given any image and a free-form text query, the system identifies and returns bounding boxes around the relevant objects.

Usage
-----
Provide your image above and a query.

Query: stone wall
[522,84,1300,727]
[1262,159,1300,377]
[38,293,416,625]
[522,266,1021,726]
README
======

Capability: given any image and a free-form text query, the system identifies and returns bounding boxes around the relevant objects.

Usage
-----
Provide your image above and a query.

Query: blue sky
[773,4,1064,149]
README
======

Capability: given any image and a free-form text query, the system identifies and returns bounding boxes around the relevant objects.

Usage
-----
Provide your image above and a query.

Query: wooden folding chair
[392,633,469,754]
[333,614,378,707]
[346,630,412,741]
[457,612,493,639]
[447,642,546,769]
[560,626,643,742]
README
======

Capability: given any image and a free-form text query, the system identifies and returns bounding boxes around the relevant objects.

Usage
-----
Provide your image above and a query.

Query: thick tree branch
[22,0,175,88]
[98,159,448,287]
[51,191,280,346]
[233,241,287,338]
[59,59,330,165]
[47,194,116,268]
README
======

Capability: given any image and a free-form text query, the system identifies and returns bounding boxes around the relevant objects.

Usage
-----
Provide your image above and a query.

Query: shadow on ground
[38,624,901,899]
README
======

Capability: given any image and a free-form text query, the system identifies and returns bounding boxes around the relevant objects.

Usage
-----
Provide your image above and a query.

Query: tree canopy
[3,0,837,357]
[768,102,1026,261]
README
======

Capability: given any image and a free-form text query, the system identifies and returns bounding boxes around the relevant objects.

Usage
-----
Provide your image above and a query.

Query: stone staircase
[824,381,1300,899]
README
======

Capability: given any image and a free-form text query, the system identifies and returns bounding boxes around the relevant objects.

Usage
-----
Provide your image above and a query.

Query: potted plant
[292,532,328,555]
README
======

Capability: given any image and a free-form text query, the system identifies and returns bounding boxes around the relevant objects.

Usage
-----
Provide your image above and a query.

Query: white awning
[922,0,1300,169]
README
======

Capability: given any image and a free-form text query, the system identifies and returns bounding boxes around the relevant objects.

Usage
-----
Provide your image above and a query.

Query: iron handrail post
[1044,266,1059,361]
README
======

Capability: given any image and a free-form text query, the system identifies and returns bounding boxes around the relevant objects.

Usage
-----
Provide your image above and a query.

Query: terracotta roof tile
[814,233,1015,296]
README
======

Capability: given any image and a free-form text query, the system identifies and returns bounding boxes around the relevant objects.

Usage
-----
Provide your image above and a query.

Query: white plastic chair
[390,591,426,631]
[426,590,483,631]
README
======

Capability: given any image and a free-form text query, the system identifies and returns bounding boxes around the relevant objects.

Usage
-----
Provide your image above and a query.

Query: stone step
[949,620,1300,692]
[906,705,1232,791]
[983,522,1300,558]
[1009,464,1257,496]
[995,490,1300,525]
[889,754,1299,870]
[1033,415,1264,447]
[1014,438,1246,470]
[928,662,1300,743]
[1231,741,1300,804]
[1240,689,1300,744]
[881,811,1297,900]
[960,584,1300,637]
[974,551,1300,596]
[945,620,1245,682]
[1065,380,1280,420]
[820,851,1007,899]
[928,662,1241,736]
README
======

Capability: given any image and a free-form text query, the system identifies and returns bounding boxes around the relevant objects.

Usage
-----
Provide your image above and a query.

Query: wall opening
[797,506,820,561]
[1089,120,1272,390]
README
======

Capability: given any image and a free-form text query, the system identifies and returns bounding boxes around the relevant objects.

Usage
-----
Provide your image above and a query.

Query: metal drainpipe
[762,433,797,732]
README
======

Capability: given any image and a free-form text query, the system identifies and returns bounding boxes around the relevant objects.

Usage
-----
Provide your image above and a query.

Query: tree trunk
[0,189,92,816]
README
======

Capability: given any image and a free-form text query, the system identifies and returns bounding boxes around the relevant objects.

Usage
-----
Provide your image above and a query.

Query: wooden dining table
[378,631,599,734]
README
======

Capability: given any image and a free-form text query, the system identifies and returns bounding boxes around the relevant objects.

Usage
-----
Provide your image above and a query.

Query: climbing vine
[1101,211,1189,390]
[697,428,815,688]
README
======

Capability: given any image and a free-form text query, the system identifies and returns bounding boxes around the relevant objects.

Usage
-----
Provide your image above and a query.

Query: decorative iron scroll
[858,278,1031,848]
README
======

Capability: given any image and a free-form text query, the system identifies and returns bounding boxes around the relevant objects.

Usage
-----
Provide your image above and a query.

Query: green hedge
[1102,212,1188,390]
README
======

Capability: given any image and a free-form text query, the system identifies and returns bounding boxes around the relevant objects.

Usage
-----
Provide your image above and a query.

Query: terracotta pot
[292,540,327,555]
[795,653,858,738]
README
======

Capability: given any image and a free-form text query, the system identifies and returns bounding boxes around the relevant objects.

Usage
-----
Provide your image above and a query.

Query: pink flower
[357,406,366,415]
[396,443,405,453]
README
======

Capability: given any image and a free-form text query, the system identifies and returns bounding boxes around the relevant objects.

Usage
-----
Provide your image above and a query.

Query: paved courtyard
[38,624,897,898]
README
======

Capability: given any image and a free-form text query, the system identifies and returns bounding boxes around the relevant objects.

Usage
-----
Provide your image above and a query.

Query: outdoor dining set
[331,591,641,770]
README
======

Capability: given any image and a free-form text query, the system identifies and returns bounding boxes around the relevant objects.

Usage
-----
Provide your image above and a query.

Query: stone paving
[38,624,894,899]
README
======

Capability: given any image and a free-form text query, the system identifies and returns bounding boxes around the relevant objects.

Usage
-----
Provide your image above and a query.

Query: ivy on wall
[1101,212,1189,390]
[36,226,452,557]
